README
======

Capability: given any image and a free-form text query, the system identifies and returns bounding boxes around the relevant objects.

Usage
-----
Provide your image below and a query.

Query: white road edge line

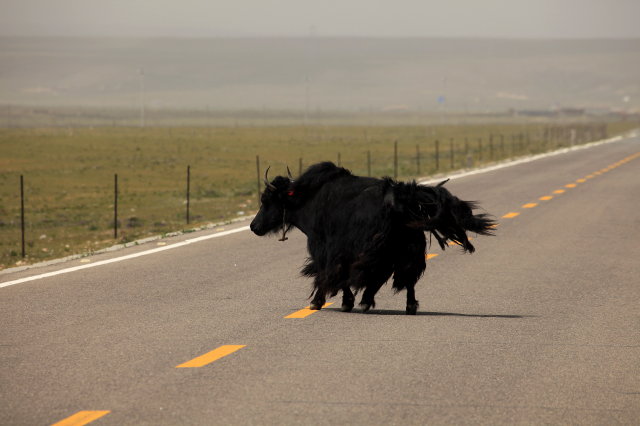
[2,131,636,289]
[0,226,249,289]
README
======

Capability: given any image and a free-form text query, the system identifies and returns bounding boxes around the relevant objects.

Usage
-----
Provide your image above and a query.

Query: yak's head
[250,167,294,237]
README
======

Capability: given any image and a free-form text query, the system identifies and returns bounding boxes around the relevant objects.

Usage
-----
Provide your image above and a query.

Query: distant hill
[1,37,638,112]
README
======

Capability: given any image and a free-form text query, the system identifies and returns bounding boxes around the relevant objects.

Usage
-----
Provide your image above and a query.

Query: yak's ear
[436,178,450,187]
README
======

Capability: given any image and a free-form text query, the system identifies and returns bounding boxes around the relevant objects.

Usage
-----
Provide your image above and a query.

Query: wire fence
[2,123,615,268]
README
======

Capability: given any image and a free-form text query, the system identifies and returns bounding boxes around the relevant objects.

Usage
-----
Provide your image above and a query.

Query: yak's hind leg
[359,278,384,313]
[358,265,394,313]
[393,230,427,315]
[404,283,419,315]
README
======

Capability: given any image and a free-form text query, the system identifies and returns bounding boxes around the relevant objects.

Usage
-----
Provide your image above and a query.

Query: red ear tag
[287,190,295,196]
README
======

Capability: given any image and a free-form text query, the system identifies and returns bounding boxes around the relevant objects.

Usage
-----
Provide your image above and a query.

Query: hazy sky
[2,0,640,38]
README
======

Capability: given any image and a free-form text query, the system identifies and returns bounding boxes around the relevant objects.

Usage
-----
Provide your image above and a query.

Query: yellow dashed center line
[425,153,640,267]
[176,345,246,368]
[285,303,333,318]
[498,152,640,225]
[52,149,640,426]
[51,411,110,426]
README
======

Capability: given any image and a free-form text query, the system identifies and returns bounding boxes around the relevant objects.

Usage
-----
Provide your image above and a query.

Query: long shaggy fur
[250,161,495,314]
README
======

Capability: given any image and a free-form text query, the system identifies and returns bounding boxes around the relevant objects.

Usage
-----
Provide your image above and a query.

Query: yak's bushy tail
[391,179,496,253]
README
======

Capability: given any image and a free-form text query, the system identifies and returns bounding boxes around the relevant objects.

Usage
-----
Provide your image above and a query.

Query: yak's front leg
[308,268,329,310]
[341,285,355,312]
[309,289,326,310]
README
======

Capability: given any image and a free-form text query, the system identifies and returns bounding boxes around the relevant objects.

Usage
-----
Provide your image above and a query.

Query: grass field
[1,120,635,269]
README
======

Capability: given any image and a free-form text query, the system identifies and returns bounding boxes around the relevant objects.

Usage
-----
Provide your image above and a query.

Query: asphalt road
[2,134,640,425]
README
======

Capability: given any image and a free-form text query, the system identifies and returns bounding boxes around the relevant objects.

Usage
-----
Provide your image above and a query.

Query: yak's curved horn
[264,166,276,190]
[286,166,294,181]
[436,178,450,187]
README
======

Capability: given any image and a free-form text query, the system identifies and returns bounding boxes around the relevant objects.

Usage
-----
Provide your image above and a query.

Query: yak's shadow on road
[325,307,531,318]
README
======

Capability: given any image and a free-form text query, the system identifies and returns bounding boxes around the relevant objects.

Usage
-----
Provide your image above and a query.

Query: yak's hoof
[360,304,372,313]
[309,302,323,310]
[341,303,354,312]
[406,301,419,315]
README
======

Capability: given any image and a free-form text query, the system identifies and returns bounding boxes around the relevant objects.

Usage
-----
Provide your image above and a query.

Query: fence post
[544,127,549,150]
[394,140,398,179]
[464,137,471,168]
[435,139,440,171]
[255,155,261,205]
[20,175,25,258]
[114,173,118,239]
[489,134,494,161]
[186,165,191,225]
[478,138,483,162]
[337,152,341,167]
[449,138,454,170]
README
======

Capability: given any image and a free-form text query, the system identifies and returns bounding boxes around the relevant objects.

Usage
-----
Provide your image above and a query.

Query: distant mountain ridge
[1,37,638,112]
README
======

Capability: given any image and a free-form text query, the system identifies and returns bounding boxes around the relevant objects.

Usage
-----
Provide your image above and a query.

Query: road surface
[2,134,639,425]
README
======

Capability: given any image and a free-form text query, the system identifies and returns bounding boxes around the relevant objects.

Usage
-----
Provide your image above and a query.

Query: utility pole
[139,68,145,128]
[303,26,316,128]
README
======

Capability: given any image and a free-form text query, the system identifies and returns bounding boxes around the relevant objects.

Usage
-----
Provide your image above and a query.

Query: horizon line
[2,34,639,41]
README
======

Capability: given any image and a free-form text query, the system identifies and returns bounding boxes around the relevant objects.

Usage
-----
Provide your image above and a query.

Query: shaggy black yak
[250,162,494,314]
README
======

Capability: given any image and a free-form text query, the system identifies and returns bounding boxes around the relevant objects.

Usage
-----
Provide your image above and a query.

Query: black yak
[250,161,495,315]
